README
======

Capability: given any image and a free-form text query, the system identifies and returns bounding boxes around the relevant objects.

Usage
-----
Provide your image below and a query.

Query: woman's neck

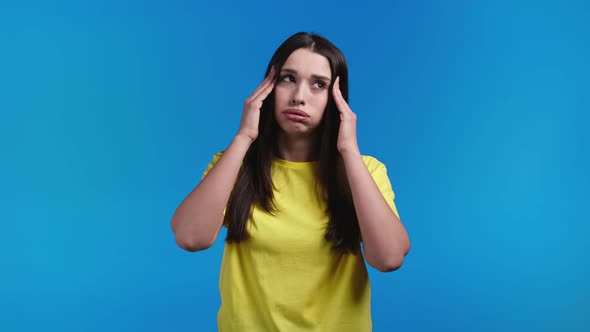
[276,132,319,162]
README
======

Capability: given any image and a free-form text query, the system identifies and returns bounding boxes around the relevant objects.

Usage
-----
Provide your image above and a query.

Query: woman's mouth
[284,109,309,122]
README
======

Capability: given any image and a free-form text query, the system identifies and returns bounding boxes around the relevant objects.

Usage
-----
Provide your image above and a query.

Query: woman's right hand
[236,67,276,142]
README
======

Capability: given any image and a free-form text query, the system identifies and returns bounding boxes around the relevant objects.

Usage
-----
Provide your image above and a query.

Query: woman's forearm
[341,151,411,272]
[171,134,252,251]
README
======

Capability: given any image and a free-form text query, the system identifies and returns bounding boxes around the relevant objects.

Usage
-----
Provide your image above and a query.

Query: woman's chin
[278,128,321,140]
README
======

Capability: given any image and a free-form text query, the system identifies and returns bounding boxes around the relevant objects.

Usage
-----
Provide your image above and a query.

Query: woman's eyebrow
[281,68,331,82]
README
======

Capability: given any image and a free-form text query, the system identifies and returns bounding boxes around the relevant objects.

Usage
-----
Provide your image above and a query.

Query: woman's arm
[332,76,410,272]
[171,68,275,252]
[171,135,251,251]
[341,151,411,272]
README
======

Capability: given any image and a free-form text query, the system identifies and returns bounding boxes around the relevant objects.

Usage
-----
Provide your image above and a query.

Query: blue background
[1,0,588,331]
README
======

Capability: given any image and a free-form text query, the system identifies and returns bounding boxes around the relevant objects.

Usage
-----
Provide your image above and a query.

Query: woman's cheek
[274,85,290,102]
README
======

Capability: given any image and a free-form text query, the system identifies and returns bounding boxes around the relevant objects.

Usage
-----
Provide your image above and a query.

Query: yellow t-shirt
[201,152,400,332]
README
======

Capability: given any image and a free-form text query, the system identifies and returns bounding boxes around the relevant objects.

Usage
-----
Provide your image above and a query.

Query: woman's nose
[290,84,306,105]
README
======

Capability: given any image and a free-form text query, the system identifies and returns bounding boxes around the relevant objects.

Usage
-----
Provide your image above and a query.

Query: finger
[333,76,354,115]
[267,65,275,78]
[332,76,345,104]
[331,76,339,102]
[248,67,275,99]
[252,79,275,103]
[250,76,275,102]
[249,72,275,102]
[332,77,347,112]
[252,69,275,97]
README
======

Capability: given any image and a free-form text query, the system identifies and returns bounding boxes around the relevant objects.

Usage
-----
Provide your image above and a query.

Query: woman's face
[274,48,332,138]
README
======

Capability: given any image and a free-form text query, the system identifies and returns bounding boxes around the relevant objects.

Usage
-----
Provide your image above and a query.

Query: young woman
[170,32,410,331]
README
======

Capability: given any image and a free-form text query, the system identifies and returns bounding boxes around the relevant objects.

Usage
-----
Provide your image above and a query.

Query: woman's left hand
[332,76,360,155]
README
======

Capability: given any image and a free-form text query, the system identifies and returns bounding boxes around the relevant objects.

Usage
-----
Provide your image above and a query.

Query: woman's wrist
[232,133,254,149]
[338,145,361,159]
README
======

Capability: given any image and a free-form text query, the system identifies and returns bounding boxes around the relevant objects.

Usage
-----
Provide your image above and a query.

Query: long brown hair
[224,32,360,253]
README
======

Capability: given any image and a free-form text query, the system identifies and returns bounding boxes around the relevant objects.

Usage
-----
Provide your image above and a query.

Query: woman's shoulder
[206,150,225,165]
[213,150,225,158]
[209,151,387,170]
[201,150,225,179]
[361,154,388,171]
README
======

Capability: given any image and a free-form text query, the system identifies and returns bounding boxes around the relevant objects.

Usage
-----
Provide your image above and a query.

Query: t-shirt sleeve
[201,151,224,180]
[362,155,401,220]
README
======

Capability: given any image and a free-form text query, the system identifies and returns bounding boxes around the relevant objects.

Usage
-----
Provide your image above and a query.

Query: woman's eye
[313,81,326,89]
[281,75,295,83]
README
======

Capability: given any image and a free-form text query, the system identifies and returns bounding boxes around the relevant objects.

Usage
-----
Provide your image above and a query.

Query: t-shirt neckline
[273,157,318,169]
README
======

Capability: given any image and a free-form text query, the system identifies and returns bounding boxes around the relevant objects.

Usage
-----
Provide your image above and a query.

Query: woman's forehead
[282,48,331,78]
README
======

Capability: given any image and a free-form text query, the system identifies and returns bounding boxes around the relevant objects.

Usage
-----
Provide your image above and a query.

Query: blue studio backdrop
[1,0,588,331]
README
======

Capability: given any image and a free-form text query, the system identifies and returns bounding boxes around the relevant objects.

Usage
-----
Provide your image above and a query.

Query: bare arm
[341,151,411,272]
[332,76,411,272]
[170,67,276,252]
[171,135,252,251]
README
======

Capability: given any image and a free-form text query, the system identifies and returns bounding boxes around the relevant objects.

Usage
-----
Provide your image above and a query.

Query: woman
[171,32,411,331]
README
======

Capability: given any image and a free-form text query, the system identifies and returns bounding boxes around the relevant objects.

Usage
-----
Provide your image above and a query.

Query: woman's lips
[284,109,309,122]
